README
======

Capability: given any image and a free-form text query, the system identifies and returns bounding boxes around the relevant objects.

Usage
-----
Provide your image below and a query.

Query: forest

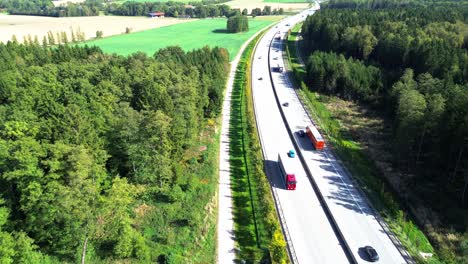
[0,0,284,18]
[105,2,283,18]
[301,1,467,261]
[324,0,467,9]
[0,0,100,17]
[0,41,229,262]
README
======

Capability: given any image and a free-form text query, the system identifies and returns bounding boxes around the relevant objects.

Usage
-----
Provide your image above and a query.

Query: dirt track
[0,14,195,44]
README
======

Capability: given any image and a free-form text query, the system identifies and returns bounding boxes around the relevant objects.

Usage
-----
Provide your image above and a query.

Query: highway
[251,7,350,264]
[251,6,410,264]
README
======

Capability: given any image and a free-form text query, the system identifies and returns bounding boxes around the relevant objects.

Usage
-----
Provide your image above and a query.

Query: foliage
[230,31,288,263]
[301,4,468,210]
[324,0,468,9]
[297,4,468,262]
[105,1,284,18]
[305,51,383,104]
[0,0,286,18]
[0,0,100,17]
[0,41,229,262]
[227,15,249,33]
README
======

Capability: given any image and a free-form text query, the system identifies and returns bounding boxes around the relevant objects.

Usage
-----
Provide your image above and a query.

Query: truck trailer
[278,153,297,190]
[306,125,325,150]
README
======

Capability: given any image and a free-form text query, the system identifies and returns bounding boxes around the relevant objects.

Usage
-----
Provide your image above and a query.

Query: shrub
[227,15,249,33]
[96,30,103,39]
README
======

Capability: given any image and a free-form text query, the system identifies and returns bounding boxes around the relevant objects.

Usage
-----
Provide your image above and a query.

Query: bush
[227,15,249,33]
[269,229,287,264]
[95,30,103,39]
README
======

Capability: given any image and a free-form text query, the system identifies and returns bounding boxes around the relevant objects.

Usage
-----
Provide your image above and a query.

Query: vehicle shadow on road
[264,159,286,190]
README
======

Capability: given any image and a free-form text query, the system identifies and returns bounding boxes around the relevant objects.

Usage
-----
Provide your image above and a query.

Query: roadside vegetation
[287,1,468,262]
[0,41,230,262]
[229,31,288,263]
[0,0,285,18]
[286,21,435,264]
[264,0,311,2]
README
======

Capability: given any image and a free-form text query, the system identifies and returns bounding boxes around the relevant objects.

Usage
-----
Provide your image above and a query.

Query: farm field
[85,17,277,60]
[50,0,310,10]
[0,14,194,44]
[226,0,309,12]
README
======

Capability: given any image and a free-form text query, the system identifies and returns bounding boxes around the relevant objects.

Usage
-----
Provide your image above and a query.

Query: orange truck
[306,126,325,150]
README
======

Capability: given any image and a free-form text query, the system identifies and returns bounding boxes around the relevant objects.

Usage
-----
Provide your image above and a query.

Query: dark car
[363,246,379,262]
[298,130,305,137]
[282,102,289,107]
[258,77,263,80]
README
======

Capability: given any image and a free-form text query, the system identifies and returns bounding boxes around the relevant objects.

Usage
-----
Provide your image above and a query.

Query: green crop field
[85,18,275,60]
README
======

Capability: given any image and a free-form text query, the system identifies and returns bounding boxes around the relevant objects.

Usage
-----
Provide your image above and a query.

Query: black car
[258,77,263,80]
[298,130,305,137]
[363,246,379,262]
[282,102,289,107]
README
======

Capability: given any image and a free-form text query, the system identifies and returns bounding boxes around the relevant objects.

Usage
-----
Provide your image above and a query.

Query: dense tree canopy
[302,0,468,235]
[0,41,229,262]
[227,15,249,33]
[0,0,100,16]
[300,3,468,261]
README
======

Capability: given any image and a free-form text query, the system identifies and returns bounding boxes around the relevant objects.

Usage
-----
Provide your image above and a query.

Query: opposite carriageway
[250,8,351,264]
[266,9,412,264]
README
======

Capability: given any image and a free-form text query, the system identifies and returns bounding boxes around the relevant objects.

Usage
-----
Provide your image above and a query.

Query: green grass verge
[285,23,305,82]
[286,23,438,264]
[84,18,274,61]
[229,31,288,263]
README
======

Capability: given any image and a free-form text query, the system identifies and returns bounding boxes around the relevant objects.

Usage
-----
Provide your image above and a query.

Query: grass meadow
[85,18,276,60]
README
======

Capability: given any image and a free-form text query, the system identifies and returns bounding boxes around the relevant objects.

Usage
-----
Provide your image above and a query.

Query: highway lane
[269,10,409,264]
[251,7,350,264]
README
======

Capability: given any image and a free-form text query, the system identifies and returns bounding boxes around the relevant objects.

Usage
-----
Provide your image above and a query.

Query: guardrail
[289,30,415,264]
[249,25,299,264]
[267,29,357,264]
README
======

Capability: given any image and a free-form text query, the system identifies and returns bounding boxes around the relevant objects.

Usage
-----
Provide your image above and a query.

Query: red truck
[278,153,297,190]
[306,125,325,150]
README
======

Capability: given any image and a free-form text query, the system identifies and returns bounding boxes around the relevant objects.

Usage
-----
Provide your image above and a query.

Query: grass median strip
[229,31,289,263]
[286,23,436,263]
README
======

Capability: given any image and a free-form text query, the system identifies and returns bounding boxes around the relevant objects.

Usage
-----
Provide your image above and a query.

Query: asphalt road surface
[258,7,410,264]
[251,7,350,264]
